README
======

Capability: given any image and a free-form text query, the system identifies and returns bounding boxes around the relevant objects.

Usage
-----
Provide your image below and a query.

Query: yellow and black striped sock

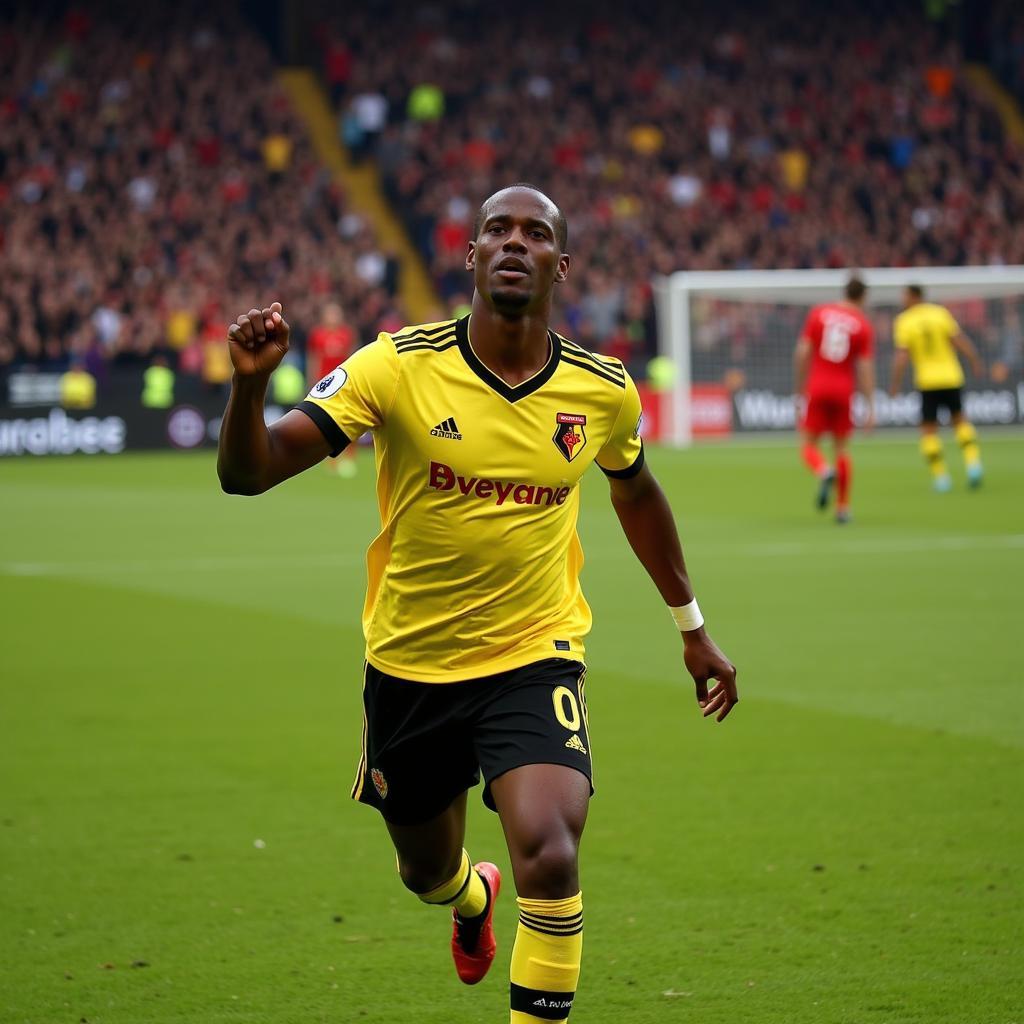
[510,892,583,1022]
[415,849,488,919]
[920,433,947,479]
[955,421,981,468]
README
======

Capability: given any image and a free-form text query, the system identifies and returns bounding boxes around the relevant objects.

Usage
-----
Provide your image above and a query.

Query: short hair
[473,183,568,252]
[906,283,925,300]
[845,276,867,302]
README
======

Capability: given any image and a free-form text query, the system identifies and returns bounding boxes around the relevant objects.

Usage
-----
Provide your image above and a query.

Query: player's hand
[682,629,738,722]
[227,302,290,379]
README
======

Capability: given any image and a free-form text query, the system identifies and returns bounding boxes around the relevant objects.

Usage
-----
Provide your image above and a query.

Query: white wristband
[669,599,704,632]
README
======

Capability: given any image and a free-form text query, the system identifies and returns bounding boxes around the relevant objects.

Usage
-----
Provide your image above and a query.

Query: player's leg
[918,391,950,491]
[801,420,835,510]
[833,433,852,523]
[491,764,588,1024]
[950,394,982,487]
[351,665,492,974]
[384,792,491,923]
[475,660,593,1023]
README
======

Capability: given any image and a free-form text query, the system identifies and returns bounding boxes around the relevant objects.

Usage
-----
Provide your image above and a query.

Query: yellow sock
[510,893,583,1023]
[920,434,947,479]
[955,421,981,468]
[416,849,488,919]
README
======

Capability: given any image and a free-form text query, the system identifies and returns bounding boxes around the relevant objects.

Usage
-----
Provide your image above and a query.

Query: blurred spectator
[60,359,96,409]
[1,2,406,377]
[307,302,356,384]
[141,355,174,409]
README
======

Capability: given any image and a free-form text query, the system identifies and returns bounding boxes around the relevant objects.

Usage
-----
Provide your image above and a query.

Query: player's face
[467,190,569,316]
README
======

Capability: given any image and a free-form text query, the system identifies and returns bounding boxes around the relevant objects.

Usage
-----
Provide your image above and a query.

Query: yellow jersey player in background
[216,184,738,1024]
[890,284,985,491]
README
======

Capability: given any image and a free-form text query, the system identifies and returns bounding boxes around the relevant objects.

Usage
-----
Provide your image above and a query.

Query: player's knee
[397,852,460,895]
[513,830,580,898]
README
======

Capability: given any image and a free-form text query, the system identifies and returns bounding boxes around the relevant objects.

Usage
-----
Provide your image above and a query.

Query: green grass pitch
[1,435,1022,1024]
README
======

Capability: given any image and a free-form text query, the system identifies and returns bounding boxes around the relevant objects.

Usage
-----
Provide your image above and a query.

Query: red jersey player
[307,301,358,476]
[307,302,356,384]
[794,276,876,523]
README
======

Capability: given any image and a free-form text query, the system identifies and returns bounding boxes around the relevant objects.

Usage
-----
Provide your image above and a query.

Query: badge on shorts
[553,412,587,462]
[309,366,348,400]
[371,768,388,799]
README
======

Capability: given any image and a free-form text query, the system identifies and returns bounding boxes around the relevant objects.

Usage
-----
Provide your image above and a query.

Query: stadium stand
[0,4,406,379]
[314,0,1024,372]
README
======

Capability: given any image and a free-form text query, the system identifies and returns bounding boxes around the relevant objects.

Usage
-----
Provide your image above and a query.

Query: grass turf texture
[1,435,1021,1024]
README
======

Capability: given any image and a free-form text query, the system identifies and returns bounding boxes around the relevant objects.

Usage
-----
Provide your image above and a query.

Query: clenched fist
[227,301,290,378]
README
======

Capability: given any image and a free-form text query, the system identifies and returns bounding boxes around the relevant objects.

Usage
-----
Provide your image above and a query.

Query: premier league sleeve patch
[308,366,348,400]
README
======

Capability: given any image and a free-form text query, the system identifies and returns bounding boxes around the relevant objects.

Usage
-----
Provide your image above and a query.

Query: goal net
[653,267,1024,445]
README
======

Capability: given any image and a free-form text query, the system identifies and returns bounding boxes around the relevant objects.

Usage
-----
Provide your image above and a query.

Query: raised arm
[607,463,738,721]
[217,303,332,495]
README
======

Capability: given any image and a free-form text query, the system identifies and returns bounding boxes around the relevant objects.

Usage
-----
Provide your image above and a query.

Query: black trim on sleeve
[297,400,351,457]
[598,442,645,479]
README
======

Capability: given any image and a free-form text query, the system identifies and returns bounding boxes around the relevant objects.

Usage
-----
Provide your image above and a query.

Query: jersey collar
[456,314,561,403]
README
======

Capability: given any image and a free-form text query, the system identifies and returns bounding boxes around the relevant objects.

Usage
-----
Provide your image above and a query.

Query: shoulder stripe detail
[560,352,626,387]
[394,329,456,348]
[392,321,457,342]
[561,339,625,376]
[394,336,460,355]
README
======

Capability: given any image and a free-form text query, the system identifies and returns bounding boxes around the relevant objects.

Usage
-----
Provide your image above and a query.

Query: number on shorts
[552,685,582,731]
[820,319,851,362]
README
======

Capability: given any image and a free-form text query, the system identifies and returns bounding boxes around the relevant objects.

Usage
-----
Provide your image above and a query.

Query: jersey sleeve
[595,369,645,478]
[858,318,875,358]
[942,307,961,338]
[800,306,821,342]
[893,313,911,350]
[297,333,400,455]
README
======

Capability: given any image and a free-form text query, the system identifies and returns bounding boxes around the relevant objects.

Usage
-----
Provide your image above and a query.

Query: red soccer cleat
[451,861,501,985]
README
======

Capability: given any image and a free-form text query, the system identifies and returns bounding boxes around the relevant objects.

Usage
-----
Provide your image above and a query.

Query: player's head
[467,184,570,317]
[904,283,924,308]
[844,276,867,306]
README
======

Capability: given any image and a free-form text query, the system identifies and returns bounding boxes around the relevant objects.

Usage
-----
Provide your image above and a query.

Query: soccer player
[217,184,738,1024]
[889,284,984,491]
[307,301,358,477]
[793,276,876,523]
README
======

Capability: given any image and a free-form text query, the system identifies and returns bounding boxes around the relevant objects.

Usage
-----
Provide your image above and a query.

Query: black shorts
[350,658,593,825]
[920,387,962,424]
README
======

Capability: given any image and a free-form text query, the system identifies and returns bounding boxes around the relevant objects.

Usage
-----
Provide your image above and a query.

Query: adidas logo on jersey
[430,417,462,440]
[565,734,587,755]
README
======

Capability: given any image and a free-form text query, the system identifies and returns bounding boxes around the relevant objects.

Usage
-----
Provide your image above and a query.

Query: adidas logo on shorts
[565,734,587,755]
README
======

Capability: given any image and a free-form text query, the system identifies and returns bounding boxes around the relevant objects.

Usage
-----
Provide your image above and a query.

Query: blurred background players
[890,284,985,491]
[307,302,358,476]
[794,277,876,523]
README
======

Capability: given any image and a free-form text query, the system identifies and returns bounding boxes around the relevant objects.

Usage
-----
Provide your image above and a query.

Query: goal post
[654,266,1024,446]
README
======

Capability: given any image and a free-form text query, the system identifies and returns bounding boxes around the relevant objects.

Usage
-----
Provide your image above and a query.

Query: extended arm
[952,331,984,378]
[889,348,910,396]
[217,303,332,495]
[794,336,812,394]
[607,463,738,721]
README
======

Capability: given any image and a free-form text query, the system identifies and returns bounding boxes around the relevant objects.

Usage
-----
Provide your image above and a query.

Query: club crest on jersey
[370,768,388,799]
[553,412,587,462]
[309,366,348,400]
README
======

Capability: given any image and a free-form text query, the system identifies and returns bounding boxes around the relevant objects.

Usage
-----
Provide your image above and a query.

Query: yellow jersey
[300,315,644,683]
[893,303,965,391]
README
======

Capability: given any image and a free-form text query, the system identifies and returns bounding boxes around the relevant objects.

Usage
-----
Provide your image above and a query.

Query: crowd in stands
[3,1,1024,386]
[318,0,1024,369]
[0,3,404,381]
